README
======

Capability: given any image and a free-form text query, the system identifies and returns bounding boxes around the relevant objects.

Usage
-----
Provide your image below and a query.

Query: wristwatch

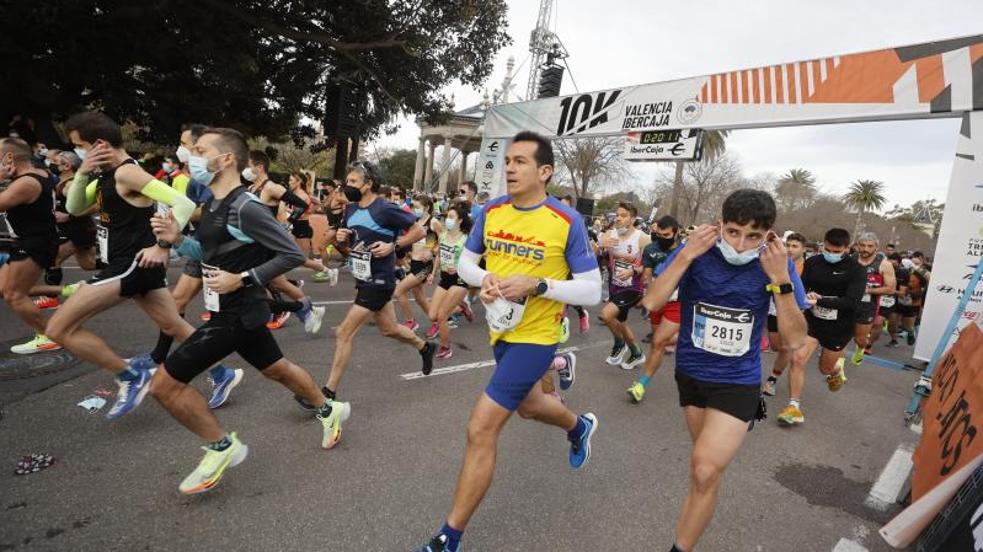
[534,278,549,297]
[156,239,173,249]
[239,271,253,287]
[766,282,794,295]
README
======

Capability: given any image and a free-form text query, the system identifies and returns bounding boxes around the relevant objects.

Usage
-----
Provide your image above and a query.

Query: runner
[298,160,436,425]
[761,232,806,397]
[599,201,649,370]
[147,127,349,493]
[899,257,929,346]
[427,203,472,360]
[45,111,198,419]
[850,232,896,364]
[627,215,681,404]
[0,137,62,354]
[285,171,316,261]
[414,131,601,552]
[882,253,909,348]
[394,194,441,333]
[774,228,865,425]
[639,189,808,551]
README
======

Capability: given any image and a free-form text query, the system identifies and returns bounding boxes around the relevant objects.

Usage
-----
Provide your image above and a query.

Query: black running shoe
[420,340,437,376]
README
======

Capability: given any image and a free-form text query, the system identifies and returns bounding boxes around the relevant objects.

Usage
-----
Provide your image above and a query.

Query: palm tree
[775,168,817,211]
[669,130,729,219]
[842,179,887,239]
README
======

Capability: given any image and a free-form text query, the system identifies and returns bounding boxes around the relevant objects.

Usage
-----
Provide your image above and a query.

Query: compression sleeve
[458,248,487,288]
[66,173,98,215]
[140,179,196,230]
[542,269,602,306]
[280,189,308,209]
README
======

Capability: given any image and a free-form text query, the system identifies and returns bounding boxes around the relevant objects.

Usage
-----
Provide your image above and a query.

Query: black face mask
[343,184,363,202]
[655,235,676,251]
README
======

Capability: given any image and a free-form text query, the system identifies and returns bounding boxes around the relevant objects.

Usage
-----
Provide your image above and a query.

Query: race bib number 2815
[692,302,754,357]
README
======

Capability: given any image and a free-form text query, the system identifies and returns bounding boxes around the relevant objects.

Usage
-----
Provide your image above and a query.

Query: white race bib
[200,263,220,312]
[349,249,372,282]
[484,296,527,333]
[692,302,754,357]
[898,295,913,306]
[439,243,456,268]
[96,224,109,263]
[880,295,896,308]
[612,260,634,287]
[862,293,872,303]
[812,304,838,321]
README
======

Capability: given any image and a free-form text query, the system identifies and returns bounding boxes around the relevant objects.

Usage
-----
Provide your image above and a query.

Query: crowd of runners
[0,114,932,551]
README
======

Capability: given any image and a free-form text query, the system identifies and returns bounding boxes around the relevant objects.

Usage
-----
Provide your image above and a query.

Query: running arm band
[140,179,195,231]
[458,249,487,288]
[65,173,99,215]
[280,189,308,209]
[541,269,602,306]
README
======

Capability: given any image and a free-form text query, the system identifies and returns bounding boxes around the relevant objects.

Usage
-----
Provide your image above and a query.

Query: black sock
[670,545,685,552]
[44,267,64,286]
[574,305,586,317]
[767,375,777,383]
[151,311,183,364]
[322,386,336,401]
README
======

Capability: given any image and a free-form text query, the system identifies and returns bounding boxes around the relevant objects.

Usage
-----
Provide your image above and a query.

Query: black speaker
[575,197,594,217]
[324,84,359,137]
[538,65,564,98]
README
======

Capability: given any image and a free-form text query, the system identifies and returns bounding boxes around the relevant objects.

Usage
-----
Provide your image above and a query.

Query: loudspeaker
[575,197,594,217]
[324,84,359,137]
[538,65,564,98]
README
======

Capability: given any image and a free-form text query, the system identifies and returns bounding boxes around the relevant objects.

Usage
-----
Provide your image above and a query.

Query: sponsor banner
[914,111,983,361]
[624,129,703,161]
[484,34,983,139]
[475,137,506,198]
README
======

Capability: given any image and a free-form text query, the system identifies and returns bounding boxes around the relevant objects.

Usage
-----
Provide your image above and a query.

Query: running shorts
[89,259,166,297]
[438,270,467,290]
[9,238,58,270]
[675,370,760,423]
[805,312,854,352]
[610,289,643,322]
[164,312,283,383]
[649,301,681,326]
[354,286,394,312]
[409,259,433,280]
[856,300,878,325]
[486,341,558,411]
[291,219,313,239]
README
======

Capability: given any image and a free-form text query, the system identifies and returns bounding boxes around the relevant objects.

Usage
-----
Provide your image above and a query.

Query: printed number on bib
[96,224,109,263]
[880,295,896,308]
[692,302,754,357]
[612,260,634,287]
[349,249,372,282]
[811,305,838,321]
[200,263,221,312]
[485,296,527,333]
[439,243,456,269]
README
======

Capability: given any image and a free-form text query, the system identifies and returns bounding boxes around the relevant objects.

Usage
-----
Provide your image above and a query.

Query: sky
[373,0,983,210]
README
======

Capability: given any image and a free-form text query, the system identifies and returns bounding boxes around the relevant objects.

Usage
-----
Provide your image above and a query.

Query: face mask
[656,236,675,251]
[823,252,844,263]
[176,145,191,164]
[44,159,52,167]
[74,147,88,161]
[188,155,217,186]
[445,219,458,232]
[616,226,629,236]
[716,238,760,266]
[343,184,363,202]
[161,162,174,173]
[241,167,256,182]
[37,147,48,158]
[412,208,425,218]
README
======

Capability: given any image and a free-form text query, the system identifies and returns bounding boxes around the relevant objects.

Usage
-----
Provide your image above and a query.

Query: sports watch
[766,282,794,295]
[534,278,549,297]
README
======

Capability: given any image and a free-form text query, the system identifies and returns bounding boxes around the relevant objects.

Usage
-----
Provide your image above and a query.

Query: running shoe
[303,305,325,334]
[777,404,804,426]
[420,340,438,375]
[200,311,212,322]
[642,332,652,344]
[627,381,646,404]
[60,281,81,298]
[459,301,474,322]
[557,352,577,391]
[886,340,900,349]
[294,385,333,412]
[906,330,916,346]
[403,319,420,332]
[762,377,777,397]
[312,271,331,283]
[568,413,598,469]
[178,433,248,494]
[32,296,59,309]
[559,316,570,344]
[425,322,439,339]
[413,534,459,552]
[106,365,153,419]
[826,358,847,392]
[266,311,290,330]
[621,350,645,371]
[850,347,865,366]
[435,345,453,360]
[578,313,590,334]
[127,352,156,373]
[207,367,244,409]
[10,333,61,354]
[605,343,628,366]
[317,400,352,450]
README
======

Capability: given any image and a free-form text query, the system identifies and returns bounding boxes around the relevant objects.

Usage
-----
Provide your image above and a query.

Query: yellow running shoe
[10,334,62,355]
[850,347,865,366]
[826,358,847,392]
[318,400,352,450]
[627,381,646,404]
[777,404,804,426]
[61,281,82,298]
[179,433,248,494]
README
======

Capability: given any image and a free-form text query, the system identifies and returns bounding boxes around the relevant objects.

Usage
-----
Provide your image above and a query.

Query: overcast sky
[373,0,983,210]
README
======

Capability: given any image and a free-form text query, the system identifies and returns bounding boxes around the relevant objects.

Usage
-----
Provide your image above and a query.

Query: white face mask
[241,167,256,182]
[445,219,458,232]
[176,145,191,164]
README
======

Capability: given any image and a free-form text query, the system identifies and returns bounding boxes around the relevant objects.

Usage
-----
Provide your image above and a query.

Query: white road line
[865,443,915,510]
[832,538,868,552]
[312,300,356,305]
[400,341,609,381]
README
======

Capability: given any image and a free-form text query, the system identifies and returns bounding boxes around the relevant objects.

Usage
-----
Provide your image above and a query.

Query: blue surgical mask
[445,219,458,232]
[188,155,215,185]
[823,252,844,263]
[716,239,760,266]
[412,208,425,218]
[74,147,88,161]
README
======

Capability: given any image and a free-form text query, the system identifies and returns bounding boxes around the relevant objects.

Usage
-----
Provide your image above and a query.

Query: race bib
[692,302,754,357]
[200,263,220,312]
[812,304,838,321]
[439,243,456,268]
[349,249,372,282]
[96,224,109,263]
[612,260,634,287]
[484,296,527,333]
[898,295,913,306]
[880,295,896,308]
[862,293,872,303]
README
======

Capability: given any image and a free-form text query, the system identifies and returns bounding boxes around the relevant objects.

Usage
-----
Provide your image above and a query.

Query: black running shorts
[675,370,760,423]
[9,238,57,270]
[805,312,854,352]
[409,259,433,280]
[438,270,467,290]
[89,260,166,297]
[164,313,283,384]
[354,286,394,312]
[856,300,878,325]
[291,219,313,239]
[610,289,643,322]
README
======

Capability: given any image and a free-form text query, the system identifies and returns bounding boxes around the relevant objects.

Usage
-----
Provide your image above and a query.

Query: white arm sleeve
[458,249,487,288]
[542,269,602,306]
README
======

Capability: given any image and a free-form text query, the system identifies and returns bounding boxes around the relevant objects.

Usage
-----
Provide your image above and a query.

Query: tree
[2,2,511,146]
[843,179,887,239]
[774,168,817,211]
[554,136,633,198]
[669,130,729,218]
[369,147,418,189]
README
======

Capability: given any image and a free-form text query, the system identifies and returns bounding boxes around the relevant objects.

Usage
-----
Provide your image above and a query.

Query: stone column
[438,136,453,194]
[424,141,435,191]
[459,151,469,184]
[413,136,426,191]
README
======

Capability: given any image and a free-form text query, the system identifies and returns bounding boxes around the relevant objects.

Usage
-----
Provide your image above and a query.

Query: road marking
[832,538,868,551]
[400,341,608,381]
[910,421,923,435]
[865,443,915,510]
[313,300,355,305]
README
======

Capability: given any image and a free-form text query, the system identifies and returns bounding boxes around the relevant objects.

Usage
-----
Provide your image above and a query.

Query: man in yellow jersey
[413,131,602,552]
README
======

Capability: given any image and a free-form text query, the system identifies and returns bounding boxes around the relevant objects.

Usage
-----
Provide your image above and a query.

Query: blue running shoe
[106,365,153,419]
[568,413,598,469]
[127,352,156,373]
[557,352,577,391]
[413,534,459,552]
[207,367,244,409]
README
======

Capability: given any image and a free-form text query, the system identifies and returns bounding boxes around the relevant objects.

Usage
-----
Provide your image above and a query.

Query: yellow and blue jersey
[466,194,597,345]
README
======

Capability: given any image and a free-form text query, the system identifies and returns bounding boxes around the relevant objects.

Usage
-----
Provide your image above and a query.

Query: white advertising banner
[475,137,506,197]
[914,111,983,361]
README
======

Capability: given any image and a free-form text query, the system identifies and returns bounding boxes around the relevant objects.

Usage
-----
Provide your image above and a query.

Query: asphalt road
[0,266,922,551]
